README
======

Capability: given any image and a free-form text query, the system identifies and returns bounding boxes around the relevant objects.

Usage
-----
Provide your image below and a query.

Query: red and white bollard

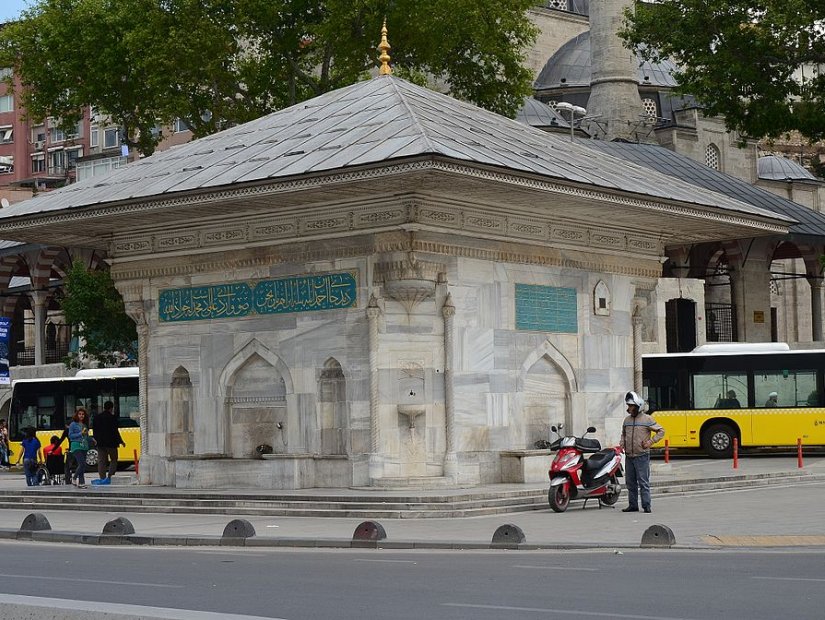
[798,438,804,469]
[733,437,739,470]
[133,449,140,477]
[664,439,670,464]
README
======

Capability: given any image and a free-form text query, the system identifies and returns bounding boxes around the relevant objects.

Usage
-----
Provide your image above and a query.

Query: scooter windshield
[560,437,576,447]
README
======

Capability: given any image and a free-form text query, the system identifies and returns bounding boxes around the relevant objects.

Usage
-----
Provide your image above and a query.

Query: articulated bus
[642,343,825,458]
[9,367,140,467]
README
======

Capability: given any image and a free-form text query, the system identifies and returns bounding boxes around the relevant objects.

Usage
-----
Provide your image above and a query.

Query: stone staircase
[0,487,552,518]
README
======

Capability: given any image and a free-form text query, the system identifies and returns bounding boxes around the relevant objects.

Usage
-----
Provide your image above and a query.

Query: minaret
[584,0,647,142]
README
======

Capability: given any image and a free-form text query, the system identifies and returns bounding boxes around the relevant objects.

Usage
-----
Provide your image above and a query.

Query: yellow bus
[643,343,825,458]
[9,367,140,468]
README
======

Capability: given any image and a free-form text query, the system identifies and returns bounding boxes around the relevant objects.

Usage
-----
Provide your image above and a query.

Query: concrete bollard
[640,524,676,548]
[20,513,51,532]
[352,521,387,541]
[222,519,256,539]
[102,517,136,536]
[491,524,526,546]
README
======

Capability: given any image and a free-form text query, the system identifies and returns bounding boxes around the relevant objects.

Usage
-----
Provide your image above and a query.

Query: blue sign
[0,317,9,385]
[159,271,357,322]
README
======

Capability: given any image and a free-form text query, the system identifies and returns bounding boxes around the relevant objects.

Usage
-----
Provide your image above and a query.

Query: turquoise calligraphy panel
[158,271,357,322]
[515,283,578,333]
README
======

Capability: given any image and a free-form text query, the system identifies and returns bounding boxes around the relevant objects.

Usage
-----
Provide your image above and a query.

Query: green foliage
[621,1,825,142]
[60,261,137,367]
[0,0,537,154]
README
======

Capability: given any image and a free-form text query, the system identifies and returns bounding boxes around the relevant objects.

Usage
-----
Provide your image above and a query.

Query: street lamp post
[555,102,587,141]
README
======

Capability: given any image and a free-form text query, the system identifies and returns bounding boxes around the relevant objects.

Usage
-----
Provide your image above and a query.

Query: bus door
[115,376,140,460]
[9,382,67,441]
[691,371,750,442]
[644,370,687,445]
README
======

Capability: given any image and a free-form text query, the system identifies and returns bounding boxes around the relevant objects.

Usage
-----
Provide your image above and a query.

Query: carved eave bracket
[374,251,444,314]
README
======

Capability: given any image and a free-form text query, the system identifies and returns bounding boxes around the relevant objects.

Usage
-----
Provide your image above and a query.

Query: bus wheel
[85,448,99,467]
[702,424,736,459]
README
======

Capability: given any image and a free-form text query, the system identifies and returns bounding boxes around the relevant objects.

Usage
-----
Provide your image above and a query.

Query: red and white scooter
[547,423,623,513]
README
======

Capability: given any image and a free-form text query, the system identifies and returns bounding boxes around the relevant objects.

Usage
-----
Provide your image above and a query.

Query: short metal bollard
[491,524,526,546]
[20,513,51,532]
[640,524,676,548]
[222,519,256,539]
[352,521,387,541]
[102,517,136,536]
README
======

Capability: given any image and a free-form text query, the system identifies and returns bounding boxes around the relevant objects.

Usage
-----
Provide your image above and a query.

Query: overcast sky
[0,0,29,23]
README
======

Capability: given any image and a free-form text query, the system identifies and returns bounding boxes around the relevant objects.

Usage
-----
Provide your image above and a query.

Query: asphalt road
[0,542,823,619]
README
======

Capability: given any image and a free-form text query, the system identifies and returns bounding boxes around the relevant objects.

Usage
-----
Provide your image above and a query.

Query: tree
[60,261,137,368]
[0,0,537,154]
[621,1,825,142]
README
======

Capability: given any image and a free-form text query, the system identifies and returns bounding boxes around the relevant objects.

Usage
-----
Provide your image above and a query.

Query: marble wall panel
[457,328,494,372]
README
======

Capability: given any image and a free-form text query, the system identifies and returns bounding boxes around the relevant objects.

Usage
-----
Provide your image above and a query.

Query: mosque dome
[534,31,679,91]
[757,156,817,181]
[515,97,571,130]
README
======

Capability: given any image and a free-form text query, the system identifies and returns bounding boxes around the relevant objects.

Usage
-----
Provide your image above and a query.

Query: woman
[68,408,92,488]
[18,427,41,486]
[0,419,10,468]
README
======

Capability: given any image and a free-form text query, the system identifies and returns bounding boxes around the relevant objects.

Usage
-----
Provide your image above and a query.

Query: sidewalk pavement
[1,454,824,549]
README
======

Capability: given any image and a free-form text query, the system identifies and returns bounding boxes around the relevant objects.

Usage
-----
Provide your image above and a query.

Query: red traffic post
[732,437,739,470]
[798,438,804,469]
[133,449,139,477]
[664,439,670,464]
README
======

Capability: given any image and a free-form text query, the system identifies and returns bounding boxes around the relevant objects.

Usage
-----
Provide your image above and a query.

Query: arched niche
[168,366,194,457]
[318,358,347,455]
[519,341,578,446]
[593,280,611,316]
[219,340,291,458]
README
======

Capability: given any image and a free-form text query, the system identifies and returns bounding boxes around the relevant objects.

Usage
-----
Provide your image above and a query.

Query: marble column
[123,296,149,458]
[441,293,456,478]
[366,294,382,482]
[30,291,48,365]
[632,299,646,394]
[810,279,824,342]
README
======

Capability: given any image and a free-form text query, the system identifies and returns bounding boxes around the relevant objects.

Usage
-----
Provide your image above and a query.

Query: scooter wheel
[549,484,570,513]
[599,475,622,507]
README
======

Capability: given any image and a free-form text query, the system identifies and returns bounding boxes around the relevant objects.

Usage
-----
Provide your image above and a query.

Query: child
[18,427,42,486]
[43,435,63,458]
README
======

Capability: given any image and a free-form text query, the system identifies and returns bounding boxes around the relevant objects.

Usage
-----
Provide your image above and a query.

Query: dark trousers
[64,451,77,483]
[625,452,652,510]
[98,446,119,479]
[72,450,88,484]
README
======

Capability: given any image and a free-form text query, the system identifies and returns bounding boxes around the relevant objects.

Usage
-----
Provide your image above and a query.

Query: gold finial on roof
[378,18,392,76]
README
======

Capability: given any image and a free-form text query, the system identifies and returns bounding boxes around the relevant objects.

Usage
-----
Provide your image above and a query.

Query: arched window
[593,281,611,316]
[705,144,721,170]
[318,358,347,455]
[641,98,658,120]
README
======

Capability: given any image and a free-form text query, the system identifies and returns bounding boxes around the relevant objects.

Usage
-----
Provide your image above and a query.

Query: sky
[0,0,29,23]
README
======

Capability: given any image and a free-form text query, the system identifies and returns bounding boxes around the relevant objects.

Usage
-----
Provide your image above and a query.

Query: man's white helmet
[625,391,645,409]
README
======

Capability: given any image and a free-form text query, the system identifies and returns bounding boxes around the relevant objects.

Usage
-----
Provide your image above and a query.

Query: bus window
[754,369,817,408]
[116,377,140,427]
[644,372,679,410]
[692,372,748,409]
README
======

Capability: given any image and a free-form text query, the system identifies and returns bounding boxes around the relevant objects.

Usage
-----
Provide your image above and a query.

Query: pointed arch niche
[219,340,292,458]
[318,358,348,455]
[168,366,193,457]
[520,341,578,445]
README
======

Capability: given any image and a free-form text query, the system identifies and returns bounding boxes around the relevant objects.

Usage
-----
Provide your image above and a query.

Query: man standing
[91,401,125,486]
[619,391,665,514]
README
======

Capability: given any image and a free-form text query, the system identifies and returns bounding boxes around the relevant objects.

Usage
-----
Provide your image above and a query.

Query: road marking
[0,593,284,619]
[352,559,417,564]
[703,535,825,547]
[443,603,698,619]
[0,573,183,588]
[512,565,598,571]
[753,576,825,583]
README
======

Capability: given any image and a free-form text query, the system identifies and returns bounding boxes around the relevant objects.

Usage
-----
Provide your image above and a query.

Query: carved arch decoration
[218,339,294,398]
[518,340,579,438]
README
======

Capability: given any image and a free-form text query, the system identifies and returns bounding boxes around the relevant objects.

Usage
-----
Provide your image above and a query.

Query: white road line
[0,593,284,619]
[0,572,184,588]
[352,559,417,564]
[512,565,598,571]
[443,603,699,620]
[753,576,825,583]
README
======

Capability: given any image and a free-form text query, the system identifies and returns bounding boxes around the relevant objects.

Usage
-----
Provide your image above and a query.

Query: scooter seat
[583,448,616,472]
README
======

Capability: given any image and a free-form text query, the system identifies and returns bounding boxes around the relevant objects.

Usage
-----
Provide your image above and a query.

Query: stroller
[35,454,66,486]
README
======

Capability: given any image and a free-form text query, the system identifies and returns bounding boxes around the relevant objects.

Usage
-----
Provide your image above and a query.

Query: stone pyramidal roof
[0,76,790,226]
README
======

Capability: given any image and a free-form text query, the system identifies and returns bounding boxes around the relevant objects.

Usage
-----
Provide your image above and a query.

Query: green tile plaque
[159,271,356,322]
